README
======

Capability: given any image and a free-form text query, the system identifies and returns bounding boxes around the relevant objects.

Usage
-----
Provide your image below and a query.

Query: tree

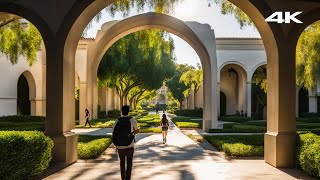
[296,21,320,90]
[252,66,267,93]
[180,67,203,107]
[166,64,194,109]
[212,0,253,28]
[0,20,42,65]
[98,29,176,107]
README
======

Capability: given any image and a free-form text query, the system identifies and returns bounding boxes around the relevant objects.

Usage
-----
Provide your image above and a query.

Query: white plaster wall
[0,50,43,116]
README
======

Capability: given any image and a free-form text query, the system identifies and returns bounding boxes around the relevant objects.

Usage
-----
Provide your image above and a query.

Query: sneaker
[164,138,166,144]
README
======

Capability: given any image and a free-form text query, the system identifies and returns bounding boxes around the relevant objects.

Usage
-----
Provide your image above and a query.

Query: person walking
[160,114,169,144]
[112,106,139,180]
[84,109,92,128]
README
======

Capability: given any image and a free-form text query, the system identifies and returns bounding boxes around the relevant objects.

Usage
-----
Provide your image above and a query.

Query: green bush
[78,135,112,159]
[297,133,320,177]
[296,123,320,129]
[139,127,162,133]
[299,112,320,118]
[219,116,253,123]
[297,117,320,123]
[205,135,264,157]
[0,115,45,122]
[171,116,202,128]
[173,109,203,117]
[232,125,266,133]
[0,131,53,180]
[242,121,267,127]
[128,112,140,117]
[107,110,121,118]
[208,129,235,133]
[98,111,107,118]
[222,143,264,157]
[223,123,241,129]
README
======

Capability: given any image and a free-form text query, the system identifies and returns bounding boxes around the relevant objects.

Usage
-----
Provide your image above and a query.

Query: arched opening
[17,74,30,115]
[251,65,266,120]
[219,63,247,116]
[220,91,226,116]
[298,87,309,115]
[86,13,217,132]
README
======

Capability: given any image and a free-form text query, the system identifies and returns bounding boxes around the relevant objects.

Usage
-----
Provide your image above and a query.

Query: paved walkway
[45,113,315,180]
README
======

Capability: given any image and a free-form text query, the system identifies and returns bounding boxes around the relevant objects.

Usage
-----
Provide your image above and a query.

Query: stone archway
[85,13,218,132]
[19,71,37,116]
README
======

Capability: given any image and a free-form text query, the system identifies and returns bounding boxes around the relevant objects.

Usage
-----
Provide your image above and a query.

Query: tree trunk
[179,100,183,110]
[194,90,197,108]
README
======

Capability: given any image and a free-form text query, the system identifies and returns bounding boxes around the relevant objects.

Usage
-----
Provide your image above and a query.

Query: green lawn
[76,118,116,128]
[171,116,202,129]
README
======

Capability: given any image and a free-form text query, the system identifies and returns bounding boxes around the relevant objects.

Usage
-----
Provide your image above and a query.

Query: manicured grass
[76,119,116,128]
[78,135,112,159]
[171,116,202,129]
[205,135,264,157]
[139,127,162,133]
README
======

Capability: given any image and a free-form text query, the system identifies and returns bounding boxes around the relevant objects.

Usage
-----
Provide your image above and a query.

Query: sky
[85,0,261,67]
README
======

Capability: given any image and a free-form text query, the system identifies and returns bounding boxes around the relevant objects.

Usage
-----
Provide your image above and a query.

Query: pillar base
[264,132,296,168]
[50,132,78,165]
[203,119,211,132]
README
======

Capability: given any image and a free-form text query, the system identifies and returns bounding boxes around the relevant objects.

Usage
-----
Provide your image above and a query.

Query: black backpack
[112,116,135,146]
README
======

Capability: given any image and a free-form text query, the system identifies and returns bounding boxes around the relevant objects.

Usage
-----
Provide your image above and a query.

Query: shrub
[171,116,202,128]
[139,127,162,133]
[219,116,253,123]
[297,117,320,123]
[208,129,235,133]
[223,123,241,129]
[75,119,115,128]
[251,112,263,120]
[205,135,264,157]
[173,109,203,117]
[107,110,121,118]
[0,131,53,179]
[222,143,264,157]
[0,115,45,122]
[299,112,320,118]
[78,135,112,159]
[242,121,267,127]
[297,133,320,177]
[232,125,266,133]
[98,111,107,119]
[296,123,320,129]
[128,112,139,117]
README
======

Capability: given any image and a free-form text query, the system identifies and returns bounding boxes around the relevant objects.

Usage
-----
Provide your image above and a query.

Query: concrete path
[45,113,316,180]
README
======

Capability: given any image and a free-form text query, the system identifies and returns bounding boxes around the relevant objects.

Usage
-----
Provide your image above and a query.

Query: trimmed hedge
[98,111,107,119]
[232,125,266,133]
[0,131,53,180]
[78,135,112,159]
[297,133,320,177]
[107,110,121,118]
[223,123,241,129]
[204,135,264,157]
[242,121,267,127]
[208,129,235,133]
[0,115,45,122]
[299,112,320,118]
[139,127,162,133]
[171,116,202,129]
[219,116,253,123]
[173,109,203,117]
[297,117,320,123]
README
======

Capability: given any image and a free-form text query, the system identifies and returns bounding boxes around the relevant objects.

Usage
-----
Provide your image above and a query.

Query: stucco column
[98,87,106,111]
[79,82,87,125]
[45,46,77,165]
[92,82,98,119]
[217,83,220,117]
[308,95,317,113]
[246,82,252,117]
[264,41,296,168]
[188,90,194,109]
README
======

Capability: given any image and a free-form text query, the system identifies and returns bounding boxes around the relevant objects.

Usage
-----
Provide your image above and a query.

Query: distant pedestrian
[84,109,91,128]
[160,114,169,144]
[112,105,139,180]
